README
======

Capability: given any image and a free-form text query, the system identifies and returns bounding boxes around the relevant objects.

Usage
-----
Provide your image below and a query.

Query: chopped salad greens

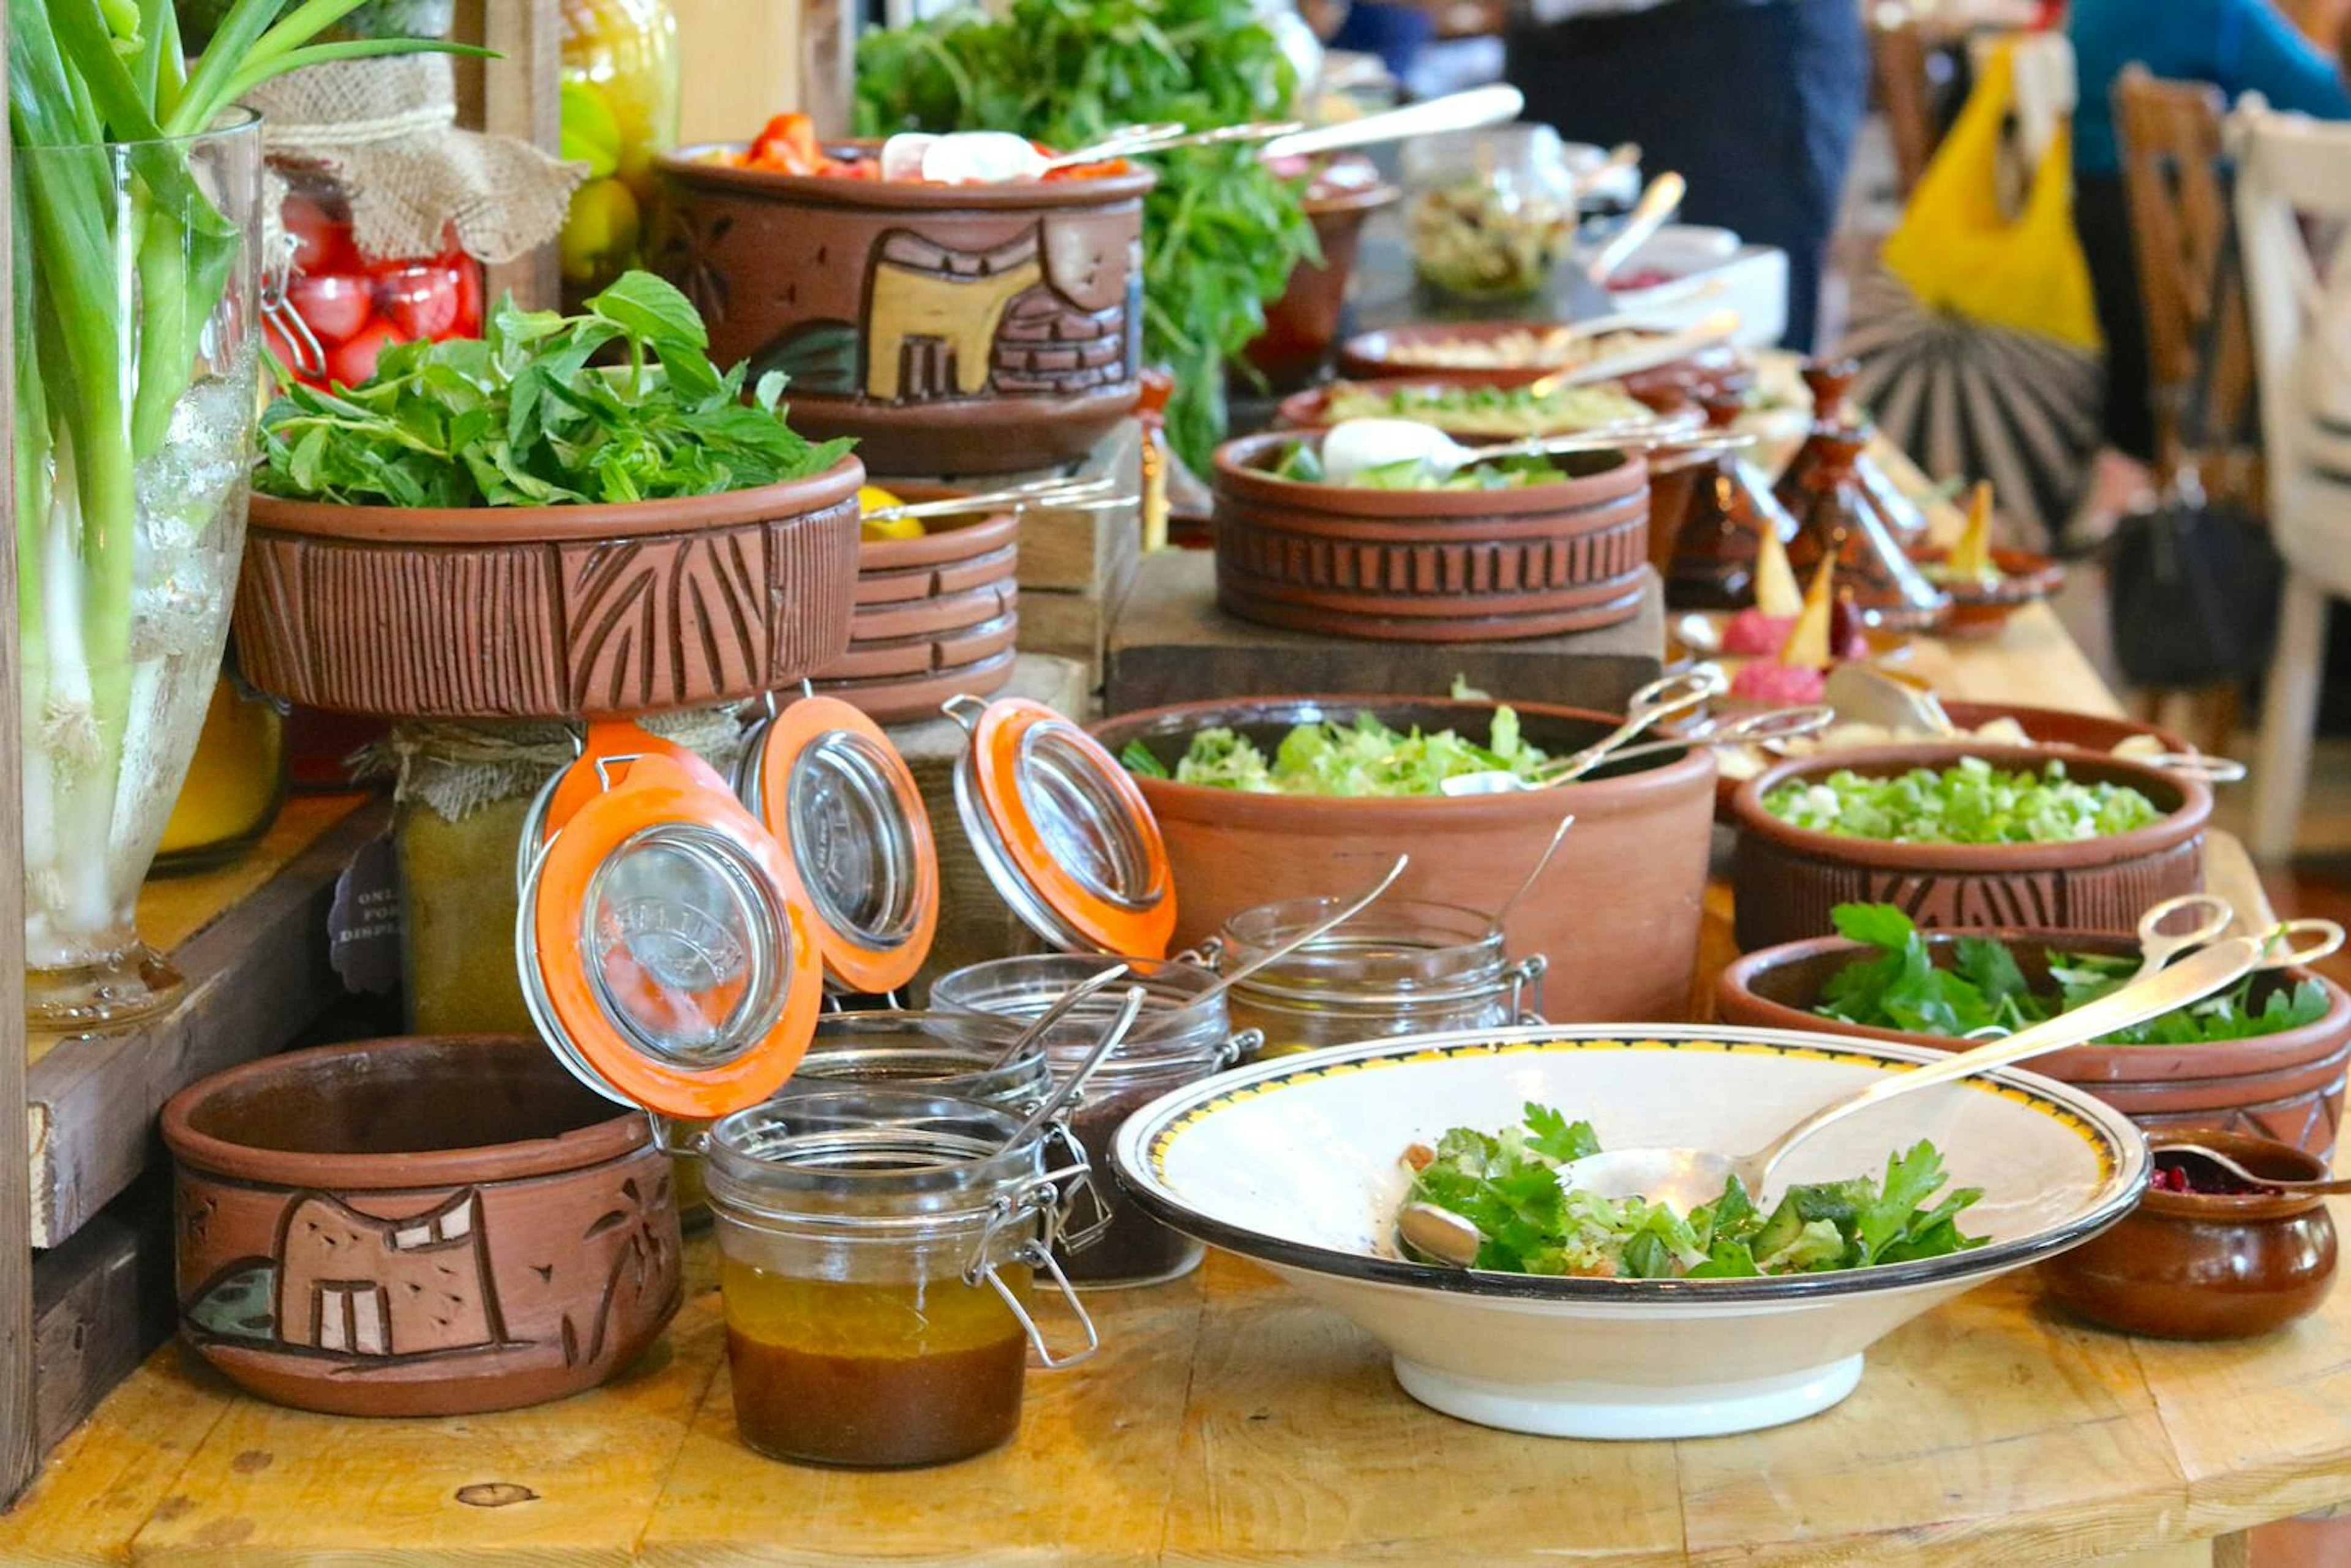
[1817,903,2334,1046]
[1761,756,2164,845]
[1119,708,1548,797]
[1271,440,1565,492]
[1401,1103,1987,1278]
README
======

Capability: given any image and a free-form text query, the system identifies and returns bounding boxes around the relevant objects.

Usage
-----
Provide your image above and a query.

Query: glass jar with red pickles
[271,167,484,389]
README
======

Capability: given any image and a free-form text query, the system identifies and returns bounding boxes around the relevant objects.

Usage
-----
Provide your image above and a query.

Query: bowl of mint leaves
[1719,902,2350,1159]
[236,272,864,720]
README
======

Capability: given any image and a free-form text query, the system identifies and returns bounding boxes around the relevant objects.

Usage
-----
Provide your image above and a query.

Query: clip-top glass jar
[1212,898,1546,1059]
[1403,125,1579,303]
[929,956,1256,1287]
[792,1010,1049,1110]
[703,1087,1100,1468]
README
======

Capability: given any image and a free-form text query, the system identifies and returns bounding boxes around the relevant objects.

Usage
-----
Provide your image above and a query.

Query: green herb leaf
[1524,1103,1600,1164]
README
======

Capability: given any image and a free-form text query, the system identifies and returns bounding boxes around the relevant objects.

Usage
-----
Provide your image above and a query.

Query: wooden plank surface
[29,1177,173,1462]
[27,794,386,1246]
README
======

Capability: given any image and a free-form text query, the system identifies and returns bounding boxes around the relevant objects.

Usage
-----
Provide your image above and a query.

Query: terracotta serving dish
[1730,743,2211,952]
[656,144,1151,476]
[1337,321,1749,403]
[1210,431,1651,642]
[1272,377,1692,439]
[813,485,1019,719]
[1916,547,2069,640]
[160,1035,681,1417]
[237,459,863,719]
[1089,696,1717,1023]
[1717,929,2351,1156]
[1242,156,1400,391]
[2040,1131,2338,1340]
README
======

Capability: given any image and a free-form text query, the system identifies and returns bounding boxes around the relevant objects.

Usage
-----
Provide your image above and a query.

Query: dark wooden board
[1105,548,1664,717]
[30,1177,174,1459]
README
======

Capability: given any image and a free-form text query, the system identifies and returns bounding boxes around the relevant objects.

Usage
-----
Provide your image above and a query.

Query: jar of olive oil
[703,1087,1100,1468]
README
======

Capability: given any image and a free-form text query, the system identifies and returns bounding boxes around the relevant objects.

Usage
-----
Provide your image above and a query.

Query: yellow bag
[1880,42,2102,351]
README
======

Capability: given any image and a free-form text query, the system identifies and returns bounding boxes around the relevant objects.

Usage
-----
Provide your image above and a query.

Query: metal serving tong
[859,474,1129,525]
[1441,667,1728,797]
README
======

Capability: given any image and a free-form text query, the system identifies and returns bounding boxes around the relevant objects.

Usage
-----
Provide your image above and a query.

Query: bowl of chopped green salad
[1209,431,1653,643]
[1730,745,2211,955]
[1273,377,1692,442]
[1092,694,1715,1024]
[1719,902,2350,1158]
[1109,1022,2147,1438]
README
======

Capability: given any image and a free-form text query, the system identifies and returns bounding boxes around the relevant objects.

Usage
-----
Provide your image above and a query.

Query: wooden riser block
[1106,547,1665,717]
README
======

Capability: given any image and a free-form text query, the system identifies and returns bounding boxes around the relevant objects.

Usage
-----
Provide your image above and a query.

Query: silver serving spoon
[1561,171,1684,318]
[1190,855,1408,1010]
[1556,920,2348,1215]
[2150,1143,2351,1196]
[1491,816,1577,929]
[1256,85,1524,162]
[1440,666,1727,798]
[980,960,1133,1070]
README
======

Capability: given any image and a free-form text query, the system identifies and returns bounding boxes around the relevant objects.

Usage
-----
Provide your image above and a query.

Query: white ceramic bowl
[1111,1024,2147,1440]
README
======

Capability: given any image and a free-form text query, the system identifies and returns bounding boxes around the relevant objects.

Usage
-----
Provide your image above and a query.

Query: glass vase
[12,114,266,1030]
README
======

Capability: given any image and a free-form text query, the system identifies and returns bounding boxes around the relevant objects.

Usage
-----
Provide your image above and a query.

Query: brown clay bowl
[1337,321,1749,402]
[655,143,1152,476]
[1241,156,1400,391]
[1089,696,1717,1023]
[1717,929,2351,1157]
[1915,547,2069,641]
[1729,743,2211,951]
[816,609,1019,681]
[160,1035,681,1417]
[813,644,1017,724]
[2039,1131,2339,1340]
[237,459,863,719]
[819,483,1022,683]
[1272,377,1695,440]
[1210,431,1652,642]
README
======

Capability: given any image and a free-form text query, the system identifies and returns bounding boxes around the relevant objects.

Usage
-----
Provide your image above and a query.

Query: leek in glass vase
[9,0,476,1030]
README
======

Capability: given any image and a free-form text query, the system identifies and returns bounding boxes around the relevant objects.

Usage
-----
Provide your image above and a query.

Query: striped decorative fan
[1837,264,2103,547]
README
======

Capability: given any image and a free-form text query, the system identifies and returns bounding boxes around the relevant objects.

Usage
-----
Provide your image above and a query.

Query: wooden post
[0,0,42,1509]
[453,0,564,310]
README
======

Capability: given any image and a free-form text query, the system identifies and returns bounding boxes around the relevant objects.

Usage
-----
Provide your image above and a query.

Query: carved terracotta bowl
[812,484,1020,721]
[160,1035,681,1417]
[1718,930,2350,1158]
[1729,743,2211,953]
[1210,431,1652,642]
[236,459,864,720]
[656,144,1153,477]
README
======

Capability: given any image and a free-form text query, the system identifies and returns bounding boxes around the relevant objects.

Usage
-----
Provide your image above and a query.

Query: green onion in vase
[8,0,474,1029]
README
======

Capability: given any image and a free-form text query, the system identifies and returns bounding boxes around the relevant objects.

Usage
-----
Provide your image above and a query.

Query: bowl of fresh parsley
[1719,902,2351,1160]
[1730,743,2213,955]
[238,272,865,720]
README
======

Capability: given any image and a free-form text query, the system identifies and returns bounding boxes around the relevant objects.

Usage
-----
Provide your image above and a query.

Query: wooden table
[6,614,2343,1566]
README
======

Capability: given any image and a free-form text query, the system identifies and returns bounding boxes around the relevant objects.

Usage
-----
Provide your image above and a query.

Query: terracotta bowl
[1337,321,1749,403]
[1916,547,2069,641]
[1272,377,1694,440]
[1717,929,2351,1157]
[1089,696,1717,1023]
[655,143,1152,476]
[236,459,864,719]
[1242,157,1400,391]
[813,484,1019,719]
[160,1035,681,1417]
[2039,1131,2339,1340]
[1210,432,1652,642]
[1730,743,2211,952]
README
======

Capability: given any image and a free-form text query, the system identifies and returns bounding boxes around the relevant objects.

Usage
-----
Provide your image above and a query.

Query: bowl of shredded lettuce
[1111,1022,2146,1439]
[1090,695,1719,1026]
[1730,743,2212,956]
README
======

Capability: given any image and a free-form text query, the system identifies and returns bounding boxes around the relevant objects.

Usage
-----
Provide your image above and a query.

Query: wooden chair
[2112,68,2261,758]
[2231,99,2351,860]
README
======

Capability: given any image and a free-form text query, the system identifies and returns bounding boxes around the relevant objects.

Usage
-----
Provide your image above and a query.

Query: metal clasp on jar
[1507,955,1550,1024]
[1040,1120,1114,1253]
[967,1181,1101,1369]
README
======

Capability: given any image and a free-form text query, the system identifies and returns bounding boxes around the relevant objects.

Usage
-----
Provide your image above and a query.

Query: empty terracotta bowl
[1211,432,1652,642]
[1242,156,1399,391]
[162,1035,681,1417]
[1717,929,2351,1157]
[1090,696,1717,1024]
[812,484,1019,720]
[655,143,1151,476]
[1730,743,2211,951]
[237,459,864,719]
[2040,1131,2338,1340]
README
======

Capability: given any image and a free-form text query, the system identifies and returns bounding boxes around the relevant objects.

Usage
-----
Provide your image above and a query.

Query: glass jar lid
[740,696,940,996]
[514,720,737,897]
[517,748,823,1120]
[928,953,1237,1072]
[948,696,1176,958]
[790,1010,1048,1109]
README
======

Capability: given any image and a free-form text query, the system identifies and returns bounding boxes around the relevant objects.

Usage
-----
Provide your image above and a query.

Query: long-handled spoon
[1560,171,1684,318]
[1558,920,2348,1214]
[1188,855,1409,1010]
[1491,816,1577,929]
[2148,1144,2351,1196]
[1439,667,1726,798]
[980,960,1133,1071]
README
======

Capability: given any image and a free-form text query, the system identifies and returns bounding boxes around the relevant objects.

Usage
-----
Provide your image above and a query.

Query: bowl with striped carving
[1209,430,1652,643]
[1728,743,2211,955]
